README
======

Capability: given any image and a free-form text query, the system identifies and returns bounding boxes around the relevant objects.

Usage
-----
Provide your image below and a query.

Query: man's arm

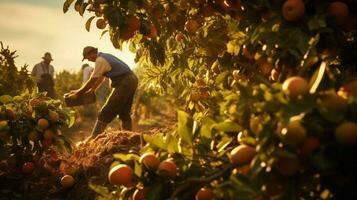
[92,76,105,91]
[76,77,99,96]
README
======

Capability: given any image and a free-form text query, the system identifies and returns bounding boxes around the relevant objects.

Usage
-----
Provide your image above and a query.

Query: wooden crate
[64,91,96,107]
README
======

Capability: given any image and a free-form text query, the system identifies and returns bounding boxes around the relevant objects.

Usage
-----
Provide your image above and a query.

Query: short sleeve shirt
[31,62,55,83]
[91,56,111,78]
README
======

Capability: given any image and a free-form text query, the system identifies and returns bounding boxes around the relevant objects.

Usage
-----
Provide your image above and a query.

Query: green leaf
[143,133,166,149]
[216,136,233,152]
[113,153,140,162]
[213,120,242,132]
[85,16,95,32]
[88,182,112,198]
[0,95,12,104]
[79,2,88,16]
[63,0,75,13]
[200,116,216,139]
[177,110,193,145]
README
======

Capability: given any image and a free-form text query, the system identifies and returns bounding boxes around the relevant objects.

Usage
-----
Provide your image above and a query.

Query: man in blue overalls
[70,46,138,141]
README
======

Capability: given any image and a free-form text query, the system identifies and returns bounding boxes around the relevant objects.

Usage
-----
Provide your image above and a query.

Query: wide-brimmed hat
[82,46,97,61]
[42,52,53,61]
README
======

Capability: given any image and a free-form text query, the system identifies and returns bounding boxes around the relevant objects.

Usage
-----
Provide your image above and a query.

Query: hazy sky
[0,0,136,73]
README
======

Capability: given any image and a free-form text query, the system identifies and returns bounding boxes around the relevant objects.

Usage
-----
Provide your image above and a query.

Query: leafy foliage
[0,42,34,96]
[64,0,357,199]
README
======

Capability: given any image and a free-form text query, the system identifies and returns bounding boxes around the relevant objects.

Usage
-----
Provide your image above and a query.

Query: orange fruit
[202,5,215,18]
[127,15,141,31]
[175,32,185,42]
[38,118,49,130]
[132,188,146,200]
[257,59,273,75]
[158,160,177,178]
[28,131,39,142]
[22,162,34,174]
[249,116,263,135]
[242,47,255,60]
[335,121,357,145]
[195,187,213,200]
[108,164,134,186]
[147,24,158,38]
[6,109,16,120]
[185,19,199,33]
[139,153,160,170]
[234,164,251,176]
[317,90,348,122]
[29,98,45,107]
[230,144,256,166]
[200,91,209,100]
[279,118,306,147]
[282,76,308,98]
[224,0,242,12]
[42,138,53,148]
[196,78,205,87]
[49,111,60,122]
[338,80,357,99]
[274,154,300,176]
[190,91,201,101]
[282,0,305,21]
[299,137,320,158]
[43,129,55,140]
[61,174,75,188]
[96,18,107,29]
[121,29,135,41]
[328,2,349,25]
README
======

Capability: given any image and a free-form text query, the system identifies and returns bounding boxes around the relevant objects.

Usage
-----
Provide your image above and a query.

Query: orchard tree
[64,0,357,199]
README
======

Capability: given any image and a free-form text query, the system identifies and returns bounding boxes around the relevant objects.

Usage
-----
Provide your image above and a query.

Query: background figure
[31,52,56,98]
[81,63,93,84]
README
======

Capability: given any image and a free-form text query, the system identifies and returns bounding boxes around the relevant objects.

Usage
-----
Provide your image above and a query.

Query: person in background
[31,52,56,98]
[81,63,94,84]
[69,46,138,142]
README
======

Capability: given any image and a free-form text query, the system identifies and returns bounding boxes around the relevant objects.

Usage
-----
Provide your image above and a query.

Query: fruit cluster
[0,92,74,174]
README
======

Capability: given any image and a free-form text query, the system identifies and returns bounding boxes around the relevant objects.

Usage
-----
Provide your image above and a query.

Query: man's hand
[64,90,79,99]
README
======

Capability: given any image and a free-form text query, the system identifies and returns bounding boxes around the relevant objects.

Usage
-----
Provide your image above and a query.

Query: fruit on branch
[335,121,357,145]
[108,164,134,186]
[230,144,256,166]
[282,0,305,21]
[195,187,214,200]
[328,2,349,25]
[158,160,177,178]
[282,76,308,98]
[139,153,160,170]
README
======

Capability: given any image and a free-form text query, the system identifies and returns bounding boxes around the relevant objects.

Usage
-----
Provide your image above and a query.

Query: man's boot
[122,119,132,131]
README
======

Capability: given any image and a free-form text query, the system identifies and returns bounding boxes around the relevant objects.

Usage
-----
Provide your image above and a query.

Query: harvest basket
[64,91,96,107]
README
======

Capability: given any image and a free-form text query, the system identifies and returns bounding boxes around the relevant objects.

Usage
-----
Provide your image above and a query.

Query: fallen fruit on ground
[61,174,75,188]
